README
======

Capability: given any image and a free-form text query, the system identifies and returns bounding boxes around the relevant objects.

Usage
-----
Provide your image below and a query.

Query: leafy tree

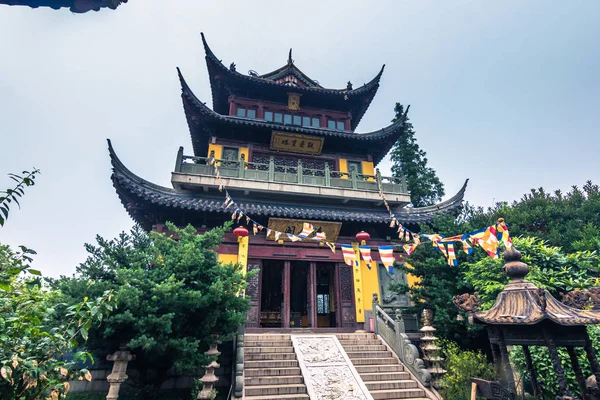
[52,222,251,391]
[390,103,445,207]
[0,169,40,226]
[0,170,115,400]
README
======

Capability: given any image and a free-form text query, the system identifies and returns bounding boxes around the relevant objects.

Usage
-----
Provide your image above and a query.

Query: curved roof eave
[200,32,384,98]
[393,180,469,222]
[178,67,406,143]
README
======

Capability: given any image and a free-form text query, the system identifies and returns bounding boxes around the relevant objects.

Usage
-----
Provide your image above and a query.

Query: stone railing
[372,294,432,387]
[174,150,407,194]
[232,327,244,399]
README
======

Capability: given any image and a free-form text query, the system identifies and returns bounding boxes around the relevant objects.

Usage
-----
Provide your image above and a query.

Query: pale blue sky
[1,1,598,277]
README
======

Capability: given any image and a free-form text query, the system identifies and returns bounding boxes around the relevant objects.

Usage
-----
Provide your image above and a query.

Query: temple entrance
[290,262,309,328]
[316,263,337,327]
[258,260,339,329]
[259,260,283,327]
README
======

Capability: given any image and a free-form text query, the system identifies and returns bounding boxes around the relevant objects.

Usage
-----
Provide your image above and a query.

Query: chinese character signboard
[287,93,301,110]
[270,132,324,156]
[267,218,341,242]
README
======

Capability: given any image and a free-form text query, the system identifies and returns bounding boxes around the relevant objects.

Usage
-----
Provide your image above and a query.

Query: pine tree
[390,103,445,207]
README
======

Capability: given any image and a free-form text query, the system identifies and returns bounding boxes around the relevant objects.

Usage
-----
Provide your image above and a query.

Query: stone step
[243,394,309,400]
[245,352,297,361]
[337,339,382,346]
[245,346,294,354]
[245,383,307,397]
[360,371,410,381]
[370,388,426,399]
[245,334,291,341]
[244,367,301,377]
[342,344,387,352]
[355,364,405,373]
[245,340,293,347]
[350,357,398,365]
[245,375,304,386]
[365,380,419,391]
[245,359,299,369]
[335,333,376,340]
[346,351,391,359]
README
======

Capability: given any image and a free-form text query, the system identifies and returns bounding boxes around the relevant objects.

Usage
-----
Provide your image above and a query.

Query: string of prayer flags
[378,245,396,273]
[341,244,358,266]
[447,243,458,267]
[298,223,315,239]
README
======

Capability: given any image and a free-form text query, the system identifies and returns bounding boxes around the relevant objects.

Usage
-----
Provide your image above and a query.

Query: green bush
[440,340,495,400]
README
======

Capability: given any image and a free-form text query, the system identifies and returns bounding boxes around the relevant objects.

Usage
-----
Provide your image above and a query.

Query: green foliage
[52,222,252,389]
[0,169,40,226]
[463,236,599,308]
[390,103,445,207]
[0,244,115,400]
[439,340,495,400]
[481,182,600,253]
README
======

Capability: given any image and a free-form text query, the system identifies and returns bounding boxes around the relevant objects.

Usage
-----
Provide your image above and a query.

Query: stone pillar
[420,309,446,389]
[198,338,221,399]
[106,349,134,400]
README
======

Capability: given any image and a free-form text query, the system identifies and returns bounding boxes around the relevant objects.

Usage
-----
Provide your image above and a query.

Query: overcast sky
[1,1,598,277]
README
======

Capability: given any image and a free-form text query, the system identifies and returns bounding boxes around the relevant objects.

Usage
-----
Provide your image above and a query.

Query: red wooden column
[309,262,317,328]
[283,261,291,328]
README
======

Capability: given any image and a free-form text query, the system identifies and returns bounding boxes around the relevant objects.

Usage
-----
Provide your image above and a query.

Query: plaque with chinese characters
[267,218,341,242]
[270,132,324,156]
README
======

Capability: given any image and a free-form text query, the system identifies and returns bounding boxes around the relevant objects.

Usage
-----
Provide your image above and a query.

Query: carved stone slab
[292,335,373,400]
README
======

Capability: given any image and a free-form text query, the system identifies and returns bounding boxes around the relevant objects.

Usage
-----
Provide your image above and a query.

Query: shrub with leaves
[52,222,252,391]
[439,340,495,400]
[0,244,115,400]
[0,169,40,227]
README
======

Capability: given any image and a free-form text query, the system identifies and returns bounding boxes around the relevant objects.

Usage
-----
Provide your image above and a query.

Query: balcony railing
[174,151,407,194]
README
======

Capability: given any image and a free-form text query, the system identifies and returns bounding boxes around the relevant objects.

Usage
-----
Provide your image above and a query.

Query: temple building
[108,33,467,332]
[0,0,127,12]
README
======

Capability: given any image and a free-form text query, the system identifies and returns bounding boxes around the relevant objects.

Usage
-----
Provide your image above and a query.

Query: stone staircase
[243,334,308,400]
[242,332,432,400]
[337,333,431,400]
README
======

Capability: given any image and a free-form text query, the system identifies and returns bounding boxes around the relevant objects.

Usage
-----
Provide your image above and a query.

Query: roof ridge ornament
[288,48,293,65]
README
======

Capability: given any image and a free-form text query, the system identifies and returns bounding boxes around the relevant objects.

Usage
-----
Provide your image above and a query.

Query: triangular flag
[462,240,473,255]
[378,245,396,274]
[266,228,272,238]
[253,223,258,235]
[231,209,238,220]
[298,223,315,238]
[224,195,233,209]
[325,242,336,253]
[403,243,419,256]
[313,230,326,241]
[286,233,301,242]
[359,246,373,270]
[447,243,458,267]
[341,244,358,266]
[274,231,282,241]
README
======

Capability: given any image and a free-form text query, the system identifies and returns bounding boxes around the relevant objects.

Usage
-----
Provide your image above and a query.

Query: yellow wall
[361,161,375,181]
[360,258,380,312]
[208,143,223,160]
[338,158,348,179]
[239,147,249,163]
[405,262,421,287]
[218,253,238,265]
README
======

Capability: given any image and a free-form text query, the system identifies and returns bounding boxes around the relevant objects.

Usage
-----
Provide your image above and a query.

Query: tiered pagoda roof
[201,33,383,131]
[179,68,406,165]
[0,0,127,12]
[108,139,468,231]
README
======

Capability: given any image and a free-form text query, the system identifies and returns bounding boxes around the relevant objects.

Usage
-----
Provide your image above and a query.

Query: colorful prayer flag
[325,241,336,253]
[224,194,233,209]
[286,233,301,242]
[447,243,458,267]
[313,231,326,241]
[274,231,282,241]
[298,223,315,238]
[253,223,258,235]
[462,240,473,255]
[358,245,373,264]
[341,244,358,266]
[403,243,419,256]
[378,245,396,273]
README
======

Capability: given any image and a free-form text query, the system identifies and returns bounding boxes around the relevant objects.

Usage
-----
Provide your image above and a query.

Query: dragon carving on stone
[452,292,481,313]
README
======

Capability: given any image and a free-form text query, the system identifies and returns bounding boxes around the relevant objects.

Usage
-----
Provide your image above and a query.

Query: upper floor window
[236,107,256,119]
[327,119,346,131]
[312,118,320,128]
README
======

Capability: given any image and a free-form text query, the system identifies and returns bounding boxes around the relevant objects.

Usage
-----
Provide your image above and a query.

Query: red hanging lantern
[233,226,249,238]
[356,231,370,246]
